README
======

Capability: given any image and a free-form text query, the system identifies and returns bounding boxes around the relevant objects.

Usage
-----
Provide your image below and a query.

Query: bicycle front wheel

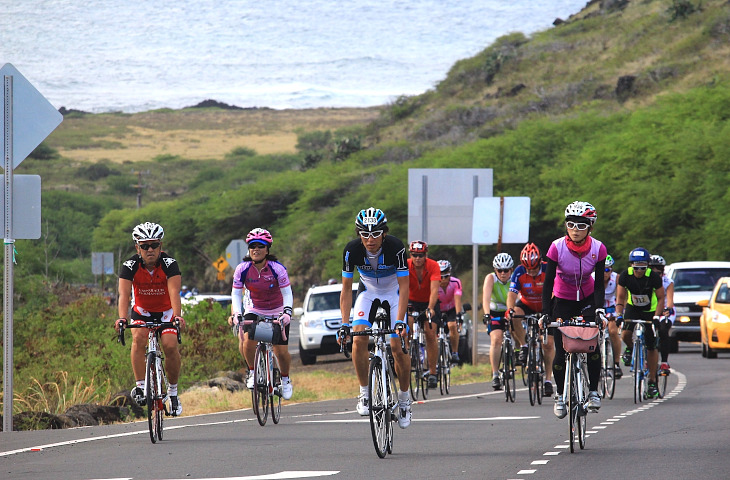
[566,355,576,453]
[271,354,282,425]
[145,352,162,444]
[368,356,389,458]
[603,337,616,399]
[503,342,516,403]
[409,340,421,401]
[633,343,642,404]
[442,340,451,394]
[527,343,538,406]
[577,359,588,450]
[253,344,269,426]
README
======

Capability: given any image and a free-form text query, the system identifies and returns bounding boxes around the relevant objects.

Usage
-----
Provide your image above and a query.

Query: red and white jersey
[119,252,181,313]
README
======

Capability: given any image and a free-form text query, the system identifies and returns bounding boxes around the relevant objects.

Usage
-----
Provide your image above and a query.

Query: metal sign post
[1,64,63,432]
[3,74,14,433]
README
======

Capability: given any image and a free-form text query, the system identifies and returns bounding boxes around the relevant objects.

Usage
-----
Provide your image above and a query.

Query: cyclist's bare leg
[647,349,659,383]
[391,337,411,392]
[352,325,370,387]
[489,329,504,376]
[130,328,148,381]
[543,334,555,383]
[161,334,181,384]
[511,307,527,348]
[242,333,257,370]
[608,320,621,364]
[273,345,291,377]
[424,321,438,375]
[448,322,459,353]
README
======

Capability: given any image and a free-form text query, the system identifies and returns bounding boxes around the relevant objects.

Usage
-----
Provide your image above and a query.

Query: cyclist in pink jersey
[437,260,464,364]
[541,201,607,418]
[228,228,294,400]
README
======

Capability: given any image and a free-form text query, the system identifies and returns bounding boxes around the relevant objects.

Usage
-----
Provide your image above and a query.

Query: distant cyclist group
[113,199,676,447]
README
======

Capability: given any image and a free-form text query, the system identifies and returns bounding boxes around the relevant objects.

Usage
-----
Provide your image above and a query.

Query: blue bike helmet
[628,247,650,263]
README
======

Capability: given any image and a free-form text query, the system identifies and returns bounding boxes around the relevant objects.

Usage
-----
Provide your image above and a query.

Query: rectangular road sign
[472,196,531,244]
[92,252,114,275]
[1,174,41,239]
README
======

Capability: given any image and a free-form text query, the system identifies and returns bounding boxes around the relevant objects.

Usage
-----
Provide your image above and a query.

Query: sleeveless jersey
[490,273,510,312]
[119,252,181,312]
[618,267,663,312]
[509,263,546,311]
[546,236,607,301]
[232,260,291,315]
[438,276,463,311]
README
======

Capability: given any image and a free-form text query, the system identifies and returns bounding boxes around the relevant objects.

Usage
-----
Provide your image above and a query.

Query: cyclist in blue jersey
[338,207,412,428]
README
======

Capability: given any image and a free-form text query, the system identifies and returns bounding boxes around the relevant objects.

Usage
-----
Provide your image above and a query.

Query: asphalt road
[2,343,728,480]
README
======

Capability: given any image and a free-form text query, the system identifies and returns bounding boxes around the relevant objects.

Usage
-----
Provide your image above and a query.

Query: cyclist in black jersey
[338,207,412,429]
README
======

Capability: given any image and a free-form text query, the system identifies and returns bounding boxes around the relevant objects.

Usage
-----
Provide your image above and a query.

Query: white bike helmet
[132,222,164,243]
[493,253,514,270]
[565,201,597,225]
[649,254,666,266]
[437,260,452,275]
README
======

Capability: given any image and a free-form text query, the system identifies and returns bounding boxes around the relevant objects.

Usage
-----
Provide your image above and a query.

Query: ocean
[1,0,587,113]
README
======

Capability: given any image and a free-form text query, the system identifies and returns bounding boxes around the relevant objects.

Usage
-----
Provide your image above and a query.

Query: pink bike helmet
[246,228,273,247]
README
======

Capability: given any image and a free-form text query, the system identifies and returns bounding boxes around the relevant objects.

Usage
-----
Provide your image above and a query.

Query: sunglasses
[359,230,383,239]
[138,242,161,251]
[566,221,590,231]
[633,266,647,271]
[248,243,268,250]
[441,274,451,278]
[496,268,511,274]
[411,253,425,258]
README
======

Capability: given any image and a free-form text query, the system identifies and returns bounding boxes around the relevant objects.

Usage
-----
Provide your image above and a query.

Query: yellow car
[698,277,730,358]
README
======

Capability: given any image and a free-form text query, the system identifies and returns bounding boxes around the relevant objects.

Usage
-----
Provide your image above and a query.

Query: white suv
[295,283,358,365]
[665,261,730,351]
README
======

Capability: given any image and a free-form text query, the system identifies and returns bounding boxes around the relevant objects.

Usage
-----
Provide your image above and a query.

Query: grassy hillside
[4,0,730,405]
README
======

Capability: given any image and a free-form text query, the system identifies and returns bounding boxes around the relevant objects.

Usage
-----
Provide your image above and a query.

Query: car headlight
[302,318,325,328]
[711,312,730,324]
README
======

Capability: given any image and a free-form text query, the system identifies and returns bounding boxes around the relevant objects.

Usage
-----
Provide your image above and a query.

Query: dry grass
[3,372,114,415]
[48,107,381,163]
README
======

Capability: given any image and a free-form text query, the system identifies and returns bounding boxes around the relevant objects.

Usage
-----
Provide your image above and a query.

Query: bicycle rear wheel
[386,360,397,455]
[503,342,516,403]
[443,340,451,394]
[368,356,389,458]
[145,352,162,444]
[409,340,421,401]
[253,344,269,426]
[271,354,282,425]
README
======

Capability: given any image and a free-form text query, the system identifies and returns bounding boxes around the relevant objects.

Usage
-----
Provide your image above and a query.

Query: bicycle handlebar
[117,318,181,346]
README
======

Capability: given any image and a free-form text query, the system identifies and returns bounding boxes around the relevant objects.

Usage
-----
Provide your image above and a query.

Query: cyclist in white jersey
[600,254,624,379]
[650,254,675,374]
[338,207,412,428]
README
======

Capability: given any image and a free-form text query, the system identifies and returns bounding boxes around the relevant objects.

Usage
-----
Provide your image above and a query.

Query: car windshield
[716,284,730,304]
[673,268,730,292]
[307,290,357,312]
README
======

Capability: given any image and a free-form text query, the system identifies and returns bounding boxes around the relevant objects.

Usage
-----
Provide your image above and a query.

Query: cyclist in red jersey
[115,222,186,416]
[407,240,442,389]
[506,243,555,396]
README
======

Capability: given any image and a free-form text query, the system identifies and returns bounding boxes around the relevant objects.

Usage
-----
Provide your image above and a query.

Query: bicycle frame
[515,314,544,406]
[500,319,517,402]
[627,319,654,403]
[117,319,180,444]
[437,316,452,395]
[248,315,283,426]
[408,309,430,400]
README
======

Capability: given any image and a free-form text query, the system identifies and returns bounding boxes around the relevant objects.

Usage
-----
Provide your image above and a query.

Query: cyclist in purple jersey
[437,260,464,364]
[542,201,607,418]
[228,228,294,400]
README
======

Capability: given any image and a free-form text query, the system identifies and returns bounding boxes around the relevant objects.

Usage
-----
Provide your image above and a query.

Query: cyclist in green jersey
[483,253,516,390]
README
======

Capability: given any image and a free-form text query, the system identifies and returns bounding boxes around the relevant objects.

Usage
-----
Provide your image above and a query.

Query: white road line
[297,416,540,424]
[88,472,339,480]
[531,460,549,465]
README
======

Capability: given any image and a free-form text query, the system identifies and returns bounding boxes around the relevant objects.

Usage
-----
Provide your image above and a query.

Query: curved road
[1,343,727,480]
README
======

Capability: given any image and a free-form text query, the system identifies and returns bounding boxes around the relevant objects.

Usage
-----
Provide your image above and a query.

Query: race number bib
[632,294,650,307]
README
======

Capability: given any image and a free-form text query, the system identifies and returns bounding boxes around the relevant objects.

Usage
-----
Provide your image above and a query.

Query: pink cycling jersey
[232,260,291,316]
[438,276,463,311]
[546,236,607,301]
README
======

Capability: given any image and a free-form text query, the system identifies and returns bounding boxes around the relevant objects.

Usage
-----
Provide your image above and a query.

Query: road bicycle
[437,314,452,395]
[550,316,601,453]
[340,309,407,458]
[626,318,658,403]
[408,309,430,401]
[599,315,616,400]
[117,318,181,444]
[245,314,284,426]
[515,314,545,406]
[498,315,517,402]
